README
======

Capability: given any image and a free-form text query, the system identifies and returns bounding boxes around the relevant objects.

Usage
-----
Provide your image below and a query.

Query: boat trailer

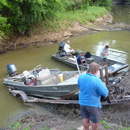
[8,89,130,106]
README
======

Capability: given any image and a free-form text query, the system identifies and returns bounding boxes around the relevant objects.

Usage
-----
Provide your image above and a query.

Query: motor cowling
[6,64,17,76]
[58,41,65,51]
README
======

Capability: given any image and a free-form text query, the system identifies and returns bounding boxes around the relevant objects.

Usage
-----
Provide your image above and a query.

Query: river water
[112,5,130,24]
[0,5,130,128]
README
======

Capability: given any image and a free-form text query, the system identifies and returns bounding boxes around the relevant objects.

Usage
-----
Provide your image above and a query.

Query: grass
[43,6,108,32]
[100,117,130,130]
[9,121,51,130]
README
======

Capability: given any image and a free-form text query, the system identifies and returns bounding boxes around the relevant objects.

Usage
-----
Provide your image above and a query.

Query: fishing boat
[52,52,129,75]
[3,64,80,100]
[3,64,130,105]
[52,41,129,74]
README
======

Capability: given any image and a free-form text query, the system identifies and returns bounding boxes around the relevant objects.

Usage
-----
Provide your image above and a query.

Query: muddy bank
[1,13,130,54]
[5,110,129,130]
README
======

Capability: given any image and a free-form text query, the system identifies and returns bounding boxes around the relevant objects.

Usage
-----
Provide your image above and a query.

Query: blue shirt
[77,54,82,65]
[78,73,108,108]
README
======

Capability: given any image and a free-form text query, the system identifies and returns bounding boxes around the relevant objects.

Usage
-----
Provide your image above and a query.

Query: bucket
[59,74,64,82]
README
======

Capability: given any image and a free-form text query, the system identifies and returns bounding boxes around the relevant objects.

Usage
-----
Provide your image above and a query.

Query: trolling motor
[6,64,17,77]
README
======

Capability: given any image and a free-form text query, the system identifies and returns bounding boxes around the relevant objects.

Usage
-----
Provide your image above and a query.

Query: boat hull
[52,54,129,75]
[3,69,80,99]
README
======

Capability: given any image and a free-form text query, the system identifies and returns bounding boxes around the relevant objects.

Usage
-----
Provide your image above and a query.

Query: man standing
[64,40,75,55]
[78,62,109,130]
[100,45,109,66]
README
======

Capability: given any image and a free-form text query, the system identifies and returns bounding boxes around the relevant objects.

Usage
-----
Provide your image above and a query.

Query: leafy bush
[92,0,113,9]
[43,6,108,32]
[0,15,11,40]
[0,0,111,36]
[0,0,75,34]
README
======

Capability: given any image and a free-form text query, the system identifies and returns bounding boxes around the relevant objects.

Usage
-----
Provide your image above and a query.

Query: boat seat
[58,74,80,85]
[37,74,61,85]
[23,70,35,78]
[38,68,51,79]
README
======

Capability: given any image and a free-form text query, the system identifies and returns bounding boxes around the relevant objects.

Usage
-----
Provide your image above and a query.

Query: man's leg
[99,58,103,66]
[83,118,90,130]
[103,58,107,66]
[88,106,102,130]
[92,122,100,130]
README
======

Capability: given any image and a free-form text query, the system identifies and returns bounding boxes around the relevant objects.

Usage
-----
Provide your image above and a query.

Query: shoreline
[1,12,130,55]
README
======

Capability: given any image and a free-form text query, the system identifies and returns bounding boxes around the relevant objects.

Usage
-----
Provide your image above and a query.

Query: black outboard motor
[58,41,67,57]
[6,64,17,76]
[58,41,65,51]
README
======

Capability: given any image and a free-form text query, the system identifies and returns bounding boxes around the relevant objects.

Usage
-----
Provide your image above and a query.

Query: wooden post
[99,65,109,84]
[99,67,104,82]
[105,65,109,85]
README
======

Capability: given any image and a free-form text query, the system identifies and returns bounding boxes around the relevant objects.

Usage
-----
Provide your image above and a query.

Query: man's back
[78,73,108,108]
[64,43,70,53]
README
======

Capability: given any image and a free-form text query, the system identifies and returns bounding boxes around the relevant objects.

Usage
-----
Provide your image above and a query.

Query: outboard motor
[58,41,65,51]
[6,64,17,76]
[58,41,67,57]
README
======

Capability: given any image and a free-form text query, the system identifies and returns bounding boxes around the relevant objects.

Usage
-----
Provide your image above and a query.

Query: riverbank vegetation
[0,0,113,42]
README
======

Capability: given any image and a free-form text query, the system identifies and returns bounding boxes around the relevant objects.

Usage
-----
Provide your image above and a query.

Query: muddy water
[71,31,130,64]
[112,5,130,24]
[0,30,130,128]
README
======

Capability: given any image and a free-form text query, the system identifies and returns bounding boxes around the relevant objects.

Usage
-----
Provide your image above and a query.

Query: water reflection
[70,31,130,64]
[95,40,127,63]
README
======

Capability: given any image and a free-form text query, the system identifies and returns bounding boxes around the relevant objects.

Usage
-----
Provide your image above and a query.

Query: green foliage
[37,125,50,130]
[44,6,108,32]
[5,0,48,34]
[9,122,21,130]
[23,126,31,130]
[80,0,91,9]
[0,0,12,40]
[100,117,130,130]
[0,0,75,34]
[0,15,11,40]
[100,117,113,129]
[0,0,112,36]
[9,122,51,130]
[92,0,113,9]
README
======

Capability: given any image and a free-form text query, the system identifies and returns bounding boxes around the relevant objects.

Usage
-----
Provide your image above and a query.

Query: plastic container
[59,74,64,82]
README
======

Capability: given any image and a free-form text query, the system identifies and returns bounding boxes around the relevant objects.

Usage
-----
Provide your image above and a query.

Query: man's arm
[97,79,109,97]
[101,48,109,56]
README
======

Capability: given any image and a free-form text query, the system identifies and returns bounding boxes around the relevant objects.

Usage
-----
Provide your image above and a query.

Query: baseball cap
[67,40,70,43]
